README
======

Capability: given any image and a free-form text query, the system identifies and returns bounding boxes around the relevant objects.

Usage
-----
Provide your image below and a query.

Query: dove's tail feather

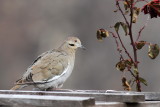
[10,85,27,90]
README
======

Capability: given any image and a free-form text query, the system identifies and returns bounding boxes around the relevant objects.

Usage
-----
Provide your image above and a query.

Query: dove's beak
[80,45,86,50]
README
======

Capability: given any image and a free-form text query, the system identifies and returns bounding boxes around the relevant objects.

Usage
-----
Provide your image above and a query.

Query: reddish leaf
[142,0,160,18]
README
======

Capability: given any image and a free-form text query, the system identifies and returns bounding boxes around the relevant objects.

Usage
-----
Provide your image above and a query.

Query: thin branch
[128,69,136,78]
[116,0,137,64]
[110,32,124,60]
[136,15,150,41]
[116,1,130,27]
[110,31,136,79]
[116,1,134,59]
[128,0,138,66]
[116,31,134,62]
[129,0,141,92]
[136,26,145,41]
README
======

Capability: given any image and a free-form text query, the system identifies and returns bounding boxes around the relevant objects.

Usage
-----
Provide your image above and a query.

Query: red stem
[116,31,134,62]
[136,16,149,41]
[129,0,141,92]
[110,32,124,60]
[110,31,137,82]
[116,1,130,27]
[136,25,145,41]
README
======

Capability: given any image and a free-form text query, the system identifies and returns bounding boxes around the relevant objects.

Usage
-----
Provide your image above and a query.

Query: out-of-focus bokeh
[0,0,160,91]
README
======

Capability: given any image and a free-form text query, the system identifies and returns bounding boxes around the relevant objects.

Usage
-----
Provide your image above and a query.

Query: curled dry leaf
[114,22,121,33]
[148,44,159,59]
[135,41,146,50]
[132,7,141,23]
[116,60,126,71]
[124,1,129,11]
[122,77,131,91]
[120,22,128,35]
[114,22,128,35]
[96,29,109,41]
[116,59,133,71]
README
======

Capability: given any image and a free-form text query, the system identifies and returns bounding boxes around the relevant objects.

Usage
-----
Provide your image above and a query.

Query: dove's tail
[10,85,27,90]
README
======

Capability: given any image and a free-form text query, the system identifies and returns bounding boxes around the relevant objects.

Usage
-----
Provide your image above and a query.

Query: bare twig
[136,15,150,41]
[129,69,136,78]
[110,32,124,60]
[110,31,137,81]
[116,31,134,62]
[136,26,145,41]
[116,1,130,27]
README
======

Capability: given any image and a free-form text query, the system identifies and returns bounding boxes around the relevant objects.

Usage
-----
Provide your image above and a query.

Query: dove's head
[66,37,85,50]
[60,37,85,53]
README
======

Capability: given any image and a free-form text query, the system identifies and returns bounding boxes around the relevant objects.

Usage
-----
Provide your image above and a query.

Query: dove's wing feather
[16,50,68,85]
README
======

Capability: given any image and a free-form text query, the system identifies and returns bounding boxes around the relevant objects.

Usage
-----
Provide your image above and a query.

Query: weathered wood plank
[93,101,160,107]
[139,92,160,101]
[106,90,160,101]
[1,90,160,107]
[0,94,95,107]
[0,90,144,103]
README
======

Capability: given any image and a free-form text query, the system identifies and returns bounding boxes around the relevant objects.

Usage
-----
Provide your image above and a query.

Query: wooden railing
[0,90,160,107]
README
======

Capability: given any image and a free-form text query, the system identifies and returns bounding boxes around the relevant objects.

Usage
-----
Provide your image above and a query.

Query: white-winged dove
[10,37,84,91]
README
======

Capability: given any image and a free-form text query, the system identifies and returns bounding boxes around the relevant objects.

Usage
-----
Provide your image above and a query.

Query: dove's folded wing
[16,50,68,85]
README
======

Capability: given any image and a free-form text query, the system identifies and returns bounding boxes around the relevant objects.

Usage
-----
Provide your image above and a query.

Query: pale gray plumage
[10,37,83,91]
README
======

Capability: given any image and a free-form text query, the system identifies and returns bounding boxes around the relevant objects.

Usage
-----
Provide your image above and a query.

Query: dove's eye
[69,44,75,46]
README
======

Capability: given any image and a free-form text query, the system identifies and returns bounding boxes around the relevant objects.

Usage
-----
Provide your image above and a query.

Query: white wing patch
[36,61,70,84]
[46,63,70,83]
[30,64,69,84]
[18,62,70,85]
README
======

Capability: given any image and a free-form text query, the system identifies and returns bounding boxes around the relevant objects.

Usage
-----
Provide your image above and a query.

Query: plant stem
[136,26,145,41]
[116,31,133,62]
[129,0,141,92]
[116,1,134,62]
[110,31,137,80]
[136,15,149,41]
[129,69,136,78]
[117,0,141,91]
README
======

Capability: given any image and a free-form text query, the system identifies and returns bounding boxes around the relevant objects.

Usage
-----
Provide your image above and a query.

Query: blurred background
[0,0,160,91]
